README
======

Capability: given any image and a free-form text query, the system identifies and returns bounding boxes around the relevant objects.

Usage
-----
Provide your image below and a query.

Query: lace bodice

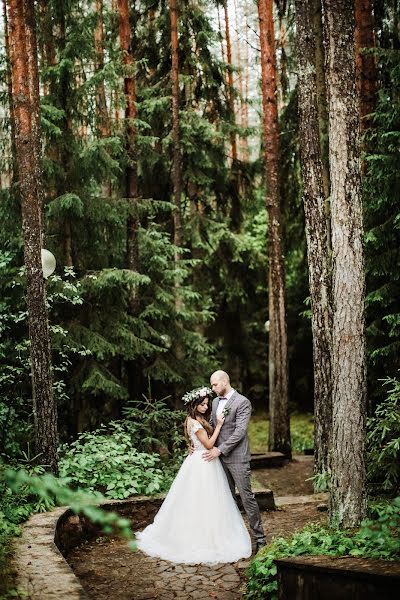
[188,419,207,451]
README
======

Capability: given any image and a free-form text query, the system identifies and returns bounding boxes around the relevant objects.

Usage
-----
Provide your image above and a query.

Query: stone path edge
[11,488,279,600]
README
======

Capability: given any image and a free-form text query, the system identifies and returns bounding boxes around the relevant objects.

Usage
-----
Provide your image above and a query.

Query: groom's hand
[203,447,221,461]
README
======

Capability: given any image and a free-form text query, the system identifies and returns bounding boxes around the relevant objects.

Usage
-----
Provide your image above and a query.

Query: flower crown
[182,386,213,405]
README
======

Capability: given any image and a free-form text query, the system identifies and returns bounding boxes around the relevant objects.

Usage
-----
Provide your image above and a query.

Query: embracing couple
[136,370,266,564]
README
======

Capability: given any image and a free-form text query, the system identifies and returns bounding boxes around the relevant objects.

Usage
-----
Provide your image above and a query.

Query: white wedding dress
[136,419,252,564]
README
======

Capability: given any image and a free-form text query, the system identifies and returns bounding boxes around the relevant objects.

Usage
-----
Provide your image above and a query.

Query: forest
[0,0,399,598]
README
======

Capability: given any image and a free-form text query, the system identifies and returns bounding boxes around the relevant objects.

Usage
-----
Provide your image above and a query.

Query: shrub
[59,421,181,499]
[367,375,400,496]
[245,497,400,600]
[0,462,134,597]
[122,395,187,457]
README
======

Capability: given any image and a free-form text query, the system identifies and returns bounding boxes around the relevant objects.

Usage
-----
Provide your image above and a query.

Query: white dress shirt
[216,388,235,417]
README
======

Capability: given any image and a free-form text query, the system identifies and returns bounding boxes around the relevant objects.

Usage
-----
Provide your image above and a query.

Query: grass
[248,412,314,454]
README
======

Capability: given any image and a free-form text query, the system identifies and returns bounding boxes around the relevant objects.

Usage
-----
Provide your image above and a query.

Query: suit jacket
[211,390,252,463]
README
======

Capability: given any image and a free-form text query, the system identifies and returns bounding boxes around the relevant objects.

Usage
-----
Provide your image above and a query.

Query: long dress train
[136,419,252,564]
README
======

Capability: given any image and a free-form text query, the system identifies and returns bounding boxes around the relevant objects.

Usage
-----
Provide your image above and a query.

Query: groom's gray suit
[211,390,266,545]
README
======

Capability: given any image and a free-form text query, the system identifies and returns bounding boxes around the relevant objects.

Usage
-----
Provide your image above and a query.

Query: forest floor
[68,455,327,600]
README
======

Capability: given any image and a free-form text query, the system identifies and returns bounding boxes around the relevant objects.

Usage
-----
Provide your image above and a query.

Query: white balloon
[41,249,56,278]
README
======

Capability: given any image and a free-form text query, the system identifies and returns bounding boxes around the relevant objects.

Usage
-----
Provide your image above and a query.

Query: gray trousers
[221,460,266,544]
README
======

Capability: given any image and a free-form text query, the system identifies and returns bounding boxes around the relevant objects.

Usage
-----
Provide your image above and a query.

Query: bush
[367,375,400,496]
[245,497,400,600]
[59,421,182,499]
[122,395,187,457]
[0,462,134,598]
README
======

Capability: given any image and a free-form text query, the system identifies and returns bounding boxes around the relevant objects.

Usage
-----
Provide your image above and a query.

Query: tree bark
[355,0,377,134]
[295,0,333,480]
[242,0,250,160]
[313,0,330,216]
[118,0,139,275]
[257,0,291,457]
[322,0,367,527]
[223,1,238,162]
[7,0,58,474]
[3,0,17,185]
[233,0,245,160]
[95,0,111,139]
[169,0,183,260]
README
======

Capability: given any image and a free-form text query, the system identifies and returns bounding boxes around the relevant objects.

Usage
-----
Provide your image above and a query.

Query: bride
[136,386,252,564]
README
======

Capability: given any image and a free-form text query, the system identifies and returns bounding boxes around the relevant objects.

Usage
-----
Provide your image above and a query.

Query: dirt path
[68,456,327,600]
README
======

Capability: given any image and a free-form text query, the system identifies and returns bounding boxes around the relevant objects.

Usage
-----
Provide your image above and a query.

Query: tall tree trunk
[313,0,330,210]
[3,0,17,185]
[118,0,139,277]
[233,0,244,160]
[95,0,110,139]
[295,0,333,481]
[38,0,56,98]
[223,1,238,162]
[169,0,182,263]
[355,0,377,134]
[277,4,288,109]
[7,0,58,474]
[322,0,367,527]
[95,0,112,197]
[257,0,291,458]
[242,0,250,160]
[217,5,226,63]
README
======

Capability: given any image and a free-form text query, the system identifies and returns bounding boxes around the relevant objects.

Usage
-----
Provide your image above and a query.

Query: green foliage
[0,461,134,597]
[367,375,400,495]
[245,497,400,600]
[365,48,400,403]
[122,395,186,457]
[59,420,182,500]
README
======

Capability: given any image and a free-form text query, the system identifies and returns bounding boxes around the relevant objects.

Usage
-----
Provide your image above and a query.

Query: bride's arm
[195,415,225,450]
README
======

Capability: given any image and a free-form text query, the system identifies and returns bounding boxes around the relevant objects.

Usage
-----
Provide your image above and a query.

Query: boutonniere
[222,407,231,417]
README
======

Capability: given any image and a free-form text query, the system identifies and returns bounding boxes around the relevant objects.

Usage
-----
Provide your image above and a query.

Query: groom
[203,370,266,551]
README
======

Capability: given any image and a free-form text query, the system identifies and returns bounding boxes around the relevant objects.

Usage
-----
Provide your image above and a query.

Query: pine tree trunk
[355,0,377,133]
[38,0,56,97]
[233,0,245,160]
[3,0,17,185]
[217,5,226,63]
[118,0,139,275]
[242,0,250,160]
[169,0,182,259]
[7,0,58,474]
[95,0,111,139]
[257,0,291,458]
[95,0,112,197]
[295,0,333,480]
[313,0,330,209]
[322,0,367,527]
[277,6,288,108]
[223,1,238,162]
